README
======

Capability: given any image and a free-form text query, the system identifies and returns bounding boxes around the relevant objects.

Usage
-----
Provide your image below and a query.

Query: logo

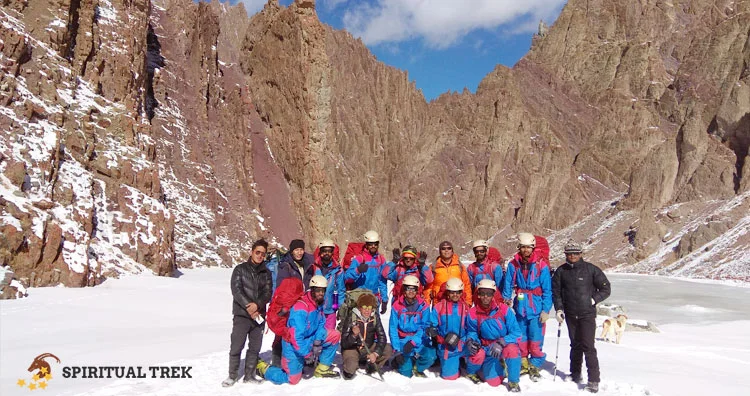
[18,353,60,391]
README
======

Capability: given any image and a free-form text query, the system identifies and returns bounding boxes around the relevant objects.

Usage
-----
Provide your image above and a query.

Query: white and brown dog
[600,314,628,344]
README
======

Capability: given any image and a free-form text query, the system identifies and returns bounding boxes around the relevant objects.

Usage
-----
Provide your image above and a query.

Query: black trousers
[228,315,264,379]
[565,315,600,382]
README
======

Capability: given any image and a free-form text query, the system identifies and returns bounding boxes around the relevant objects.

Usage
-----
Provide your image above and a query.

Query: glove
[556,310,565,324]
[489,340,505,359]
[402,341,415,355]
[539,311,550,323]
[443,332,460,349]
[417,251,428,267]
[392,248,401,263]
[503,299,513,306]
[466,339,480,356]
[357,261,368,274]
[591,298,596,306]
[380,300,388,314]
[391,353,405,369]
[306,340,322,365]
[425,326,438,339]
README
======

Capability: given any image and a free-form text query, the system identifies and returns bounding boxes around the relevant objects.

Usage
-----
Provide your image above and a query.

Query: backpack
[342,242,366,271]
[313,244,341,264]
[532,235,550,265]
[267,277,305,342]
[265,248,286,293]
[336,288,377,332]
[487,247,502,265]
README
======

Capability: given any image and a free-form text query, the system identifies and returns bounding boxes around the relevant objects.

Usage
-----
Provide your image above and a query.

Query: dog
[600,314,628,344]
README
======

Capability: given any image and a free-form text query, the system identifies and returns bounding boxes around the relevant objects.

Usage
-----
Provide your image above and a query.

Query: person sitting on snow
[257,275,341,384]
[339,293,393,379]
[502,232,552,381]
[428,277,471,380]
[465,279,522,392]
[389,275,436,378]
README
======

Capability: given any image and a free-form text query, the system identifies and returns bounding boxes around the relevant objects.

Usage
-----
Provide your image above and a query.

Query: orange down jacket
[425,254,472,306]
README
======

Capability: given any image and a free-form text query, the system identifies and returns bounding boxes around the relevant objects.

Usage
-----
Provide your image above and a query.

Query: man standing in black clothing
[551,241,611,393]
[223,239,273,387]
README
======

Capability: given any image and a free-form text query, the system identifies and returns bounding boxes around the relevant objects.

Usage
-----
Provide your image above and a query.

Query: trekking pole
[553,321,561,382]
[358,334,385,381]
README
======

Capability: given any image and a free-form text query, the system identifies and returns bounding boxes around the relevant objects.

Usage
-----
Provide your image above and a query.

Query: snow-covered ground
[1,270,749,396]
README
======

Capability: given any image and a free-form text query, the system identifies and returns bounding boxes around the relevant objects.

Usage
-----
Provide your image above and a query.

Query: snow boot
[507,382,521,392]
[343,371,356,380]
[586,381,599,393]
[569,373,582,383]
[528,365,541,382]
[255,360,269,379]
[313,363,340,378]
[221,376,237,387]
[464,373,482,384]
[520,357,530,375]
[412,366,427,378]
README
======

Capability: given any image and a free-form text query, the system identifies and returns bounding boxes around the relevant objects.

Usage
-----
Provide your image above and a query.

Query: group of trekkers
[224,231,611,393]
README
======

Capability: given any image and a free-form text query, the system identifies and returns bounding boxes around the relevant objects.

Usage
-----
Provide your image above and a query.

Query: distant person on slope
[257,275,341,384]
[501,232,552,381]
[425,241,472,305]
[382,245,433,303]
[313,239,345,330]
[552,241,611,393]
[344,230,389,314]
[271,239,315,366]
[222,239,273,387]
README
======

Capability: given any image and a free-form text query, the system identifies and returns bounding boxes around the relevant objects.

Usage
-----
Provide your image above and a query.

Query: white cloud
[341,0,566,48]
[319,0,349,10]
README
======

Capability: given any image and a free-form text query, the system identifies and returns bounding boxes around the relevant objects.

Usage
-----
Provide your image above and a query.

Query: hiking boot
[569,373,582,383]
[342,371,356,380]
[586,382,599,393]
[365,365,376,375]
[221,376,237,387]
[528,365,541,382]
[255,360,269,379]
[243,372,263,384]
[313,363,340,379]
[520,357,530,375]
[412,367,427,378]
[464,373,482,384]
[507,382,521,392]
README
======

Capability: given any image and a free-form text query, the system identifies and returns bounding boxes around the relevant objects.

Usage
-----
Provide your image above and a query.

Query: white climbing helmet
[310,275,328,288]
[363,230,379,243]
[477,279,496,291]
[446,277,464,292]
[517,232,536,248]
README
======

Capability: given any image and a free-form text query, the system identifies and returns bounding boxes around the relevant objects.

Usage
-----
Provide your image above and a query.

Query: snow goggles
[403,286,419,292]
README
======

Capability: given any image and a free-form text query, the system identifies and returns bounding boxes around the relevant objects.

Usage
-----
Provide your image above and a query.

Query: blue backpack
[265,248,286,293]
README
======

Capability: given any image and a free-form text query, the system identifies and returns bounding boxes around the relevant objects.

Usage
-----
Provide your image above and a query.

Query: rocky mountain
[1,0,748,292]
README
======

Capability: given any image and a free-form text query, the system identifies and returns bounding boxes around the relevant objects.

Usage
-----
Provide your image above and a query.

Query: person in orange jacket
[425,241,472,305]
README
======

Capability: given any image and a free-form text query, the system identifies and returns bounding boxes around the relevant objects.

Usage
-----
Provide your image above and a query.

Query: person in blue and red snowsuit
[465,279,522,392]
[389,275,437,378]
[466,239,504,301]
[344,230,389,314]
[258,275,341,384]
[313,239,345,330]
[382,245,433,303]
[502,232,552,381]
[428,277,471,380]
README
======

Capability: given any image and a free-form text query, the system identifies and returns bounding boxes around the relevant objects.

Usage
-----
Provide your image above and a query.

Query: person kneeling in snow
[339,293,392,379]
[465,279,522,392]
[428,277,470,380]
[389,275,436,377]
[258,275,341,384]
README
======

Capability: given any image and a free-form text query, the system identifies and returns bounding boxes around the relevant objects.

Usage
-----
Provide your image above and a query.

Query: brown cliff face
[2,0,748,288]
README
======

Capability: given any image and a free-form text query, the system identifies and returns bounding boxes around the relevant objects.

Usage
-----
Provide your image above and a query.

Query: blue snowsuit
[382,259,434,303]
[344,251,388,303]
[313,257,345,319]
[264,292,341,385]
[389,295,436,377]
[429,298,470,380]
[466,301,522,386]
[502,254,552,368]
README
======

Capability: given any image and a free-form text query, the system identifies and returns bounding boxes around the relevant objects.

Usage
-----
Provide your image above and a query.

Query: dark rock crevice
[145,23,164,122]
[64,0,82,60]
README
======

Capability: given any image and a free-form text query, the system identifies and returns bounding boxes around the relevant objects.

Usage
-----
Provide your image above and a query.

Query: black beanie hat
[289,239,305,252]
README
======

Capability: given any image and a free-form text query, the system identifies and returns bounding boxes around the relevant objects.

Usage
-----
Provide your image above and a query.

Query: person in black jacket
[340,293,393,379]
[223,239,273,387]
[271,239,315,366]
[552,241,611,393]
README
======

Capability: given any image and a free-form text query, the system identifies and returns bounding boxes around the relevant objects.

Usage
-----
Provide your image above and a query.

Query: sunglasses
[365,242,379,246]
[252,250,266,256]
[447,290,461,294]
[477,290,495,297]
[359,305,373,310]
[565,252,582,256]
[403,257,416,261]
[440,246,453,251]
[320,248,334,254]
[473,249,487,254]
[311,287,326,293]
[403,286,418,292]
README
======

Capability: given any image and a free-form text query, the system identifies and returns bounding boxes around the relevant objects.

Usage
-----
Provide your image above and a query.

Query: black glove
[425,326,438,339]
[307,340,322,364]
[466,339,480,356]
[402,341,414,355]
[380,300,388,314]
[357,261,368,274]
[443,332,459,349]
[489,340,505,359]
[392,248,401,263]
[417,251,427,268]
[391,353,405,369]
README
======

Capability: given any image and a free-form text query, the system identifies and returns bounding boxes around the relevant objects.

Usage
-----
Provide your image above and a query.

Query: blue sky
[231,0,566,101]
